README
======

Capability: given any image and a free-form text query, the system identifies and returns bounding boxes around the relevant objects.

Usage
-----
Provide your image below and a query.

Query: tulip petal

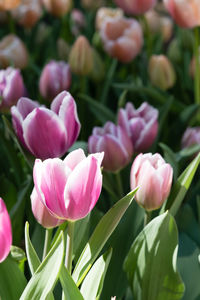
[0,198,12,263]
[64,148,86,170]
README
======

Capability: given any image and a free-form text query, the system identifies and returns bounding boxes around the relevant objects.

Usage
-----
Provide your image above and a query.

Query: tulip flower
[96,7,124,31]
[130,153,173,211]
[118,102,158,152]
[0,34,28,69]
[11,91,80,159]
[39,61,71,100]
[71,9,86,36]
[114,0,157,15]
[42,0,72,17]
[0,198,12,263]
[88,121,133,172]
[148,55,176,90]
[182,127,200,150]
[31,188,64,228]
[164,0,200,28]
[0,0,21,10]
[33,149,103,221]
[0,67,25,112]
[100,16,143,63]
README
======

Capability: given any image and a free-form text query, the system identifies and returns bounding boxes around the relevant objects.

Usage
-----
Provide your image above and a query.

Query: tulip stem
[115,172,124,198]
[144,211,152,227]
[194,27,200,104]
[42,228,53,260]
[65,221,75,274]
[101,58,117,104]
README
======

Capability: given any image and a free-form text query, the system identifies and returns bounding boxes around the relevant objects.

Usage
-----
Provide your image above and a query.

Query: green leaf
[177,144,200,159]
[124,212,185,300]
[59,265,84,300]
[80,248,112,300]
[0,256,27,300]
[72,188,138,286]
[159,143,179,180]
[25,222,40,275]
[68,141,88,155]
[20,231,64,300]
[163,152,200,216]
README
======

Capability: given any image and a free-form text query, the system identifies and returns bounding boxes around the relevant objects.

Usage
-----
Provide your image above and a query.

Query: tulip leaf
[162,152,200,216]
[80,248,112,300]
[59,265,84,300]
[124,212,185,300]
[25,222,40,275]
[0,256,27,300]
[72,188,138,286]
[20,231,64,300]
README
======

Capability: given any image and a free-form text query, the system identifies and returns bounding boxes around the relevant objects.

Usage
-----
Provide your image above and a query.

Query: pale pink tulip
[0,198,12,263]
[130,153,173,211]
[33,149,103,221]
[114,0,157,15]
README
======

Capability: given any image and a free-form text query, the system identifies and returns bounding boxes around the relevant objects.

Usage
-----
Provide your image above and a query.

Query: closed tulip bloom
[182,127,200,149]
[148,55,176,90]
[118,102,158,152]
[33,149,103,221]
[130,153,173,211]
[164,0,200,28]
[96,7,124,31]
[100,16,143,63]
[0,67,25,112]
[81,0,105,10]
[31,188,64,228]
[114,0,157,15]
[11,91,80,159]
[0,198,12,263]
[0,0,21,10]
[0,34,28,69]
[88,122,133,172]
[39,61,71,100]
[42,0,72,17]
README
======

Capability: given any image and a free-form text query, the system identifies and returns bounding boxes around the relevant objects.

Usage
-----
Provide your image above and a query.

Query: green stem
[144,211,152,227]
[7,11,15,34]
[115,171,124,198]
[101,59,117,104]
[194,27,200,104]
[42,228,53,260]
[141,15,152,58]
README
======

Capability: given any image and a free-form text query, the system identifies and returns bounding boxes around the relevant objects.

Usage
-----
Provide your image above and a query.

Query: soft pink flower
[114,0,157,15]
[0,198,12,263]
[118,102,158,152]
[130,153,173,211]
[182,127,200,149]
[33,149,104,221]
[100,16,143,63]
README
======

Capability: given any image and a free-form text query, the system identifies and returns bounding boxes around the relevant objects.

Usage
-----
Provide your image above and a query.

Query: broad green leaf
[72,188,138,286]
[0,256,27,300]
[162,152,200,216]
[74,214,90,263]
[20,231,64,300]
[59,265,84,300]
[80,248,112,300]
[25,222,40,275]
[124,212,185,300]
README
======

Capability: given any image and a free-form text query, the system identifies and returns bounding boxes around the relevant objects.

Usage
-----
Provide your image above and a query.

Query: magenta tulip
[39,61,71,100]
[118,102,158,152]
[0,67,25,112]
[11,91,80,159]
[88,121,133,172]
[0,198,12,263]
[114,0,157,15]
[130,153,173,211]
[33,149,103,221]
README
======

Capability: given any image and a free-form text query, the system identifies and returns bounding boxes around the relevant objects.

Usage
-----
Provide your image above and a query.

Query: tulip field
[1,0,200,299]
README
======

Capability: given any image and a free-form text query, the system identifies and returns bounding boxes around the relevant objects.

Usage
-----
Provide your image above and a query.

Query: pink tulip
[33,149,103,221]
[88,121,133,172]
[118,102,158,152]
[31,188,64,228]
[0,67,25,112]
[182,127,200,149]
[100,16,143,63]
[114,0,157,15]
[11,91,80,159]
[164,0,200,28]
[0,198,12,263]
[130,153,173,211]
[39,61,71,100]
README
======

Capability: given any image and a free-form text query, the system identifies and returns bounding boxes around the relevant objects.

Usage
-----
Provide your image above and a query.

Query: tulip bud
[81,0,105,10]
[167,39,182,63]
[130,153,173,211]
[164,0,200,28]
[42,0,72,17]
[31,188,64,228]
[35,23,51,45]
[95,7,124,31]
[118,102,158,152]
[0,34,28,69]
[39,60,71,100]
[0,198,12,263]
[33,149,104,221]
[88,121,133,172]
[89,48,105,82]
[11,0,43,28]
[0,67,25,112]
[148,55,176,90]
[69,36,93,76]
[100,16,143,63]
[57,38,70,61]
[181,127,200,150]
[11,91,81,159]
[71,9,86,36]
[0,0,21,10]
[114,0,157,15]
